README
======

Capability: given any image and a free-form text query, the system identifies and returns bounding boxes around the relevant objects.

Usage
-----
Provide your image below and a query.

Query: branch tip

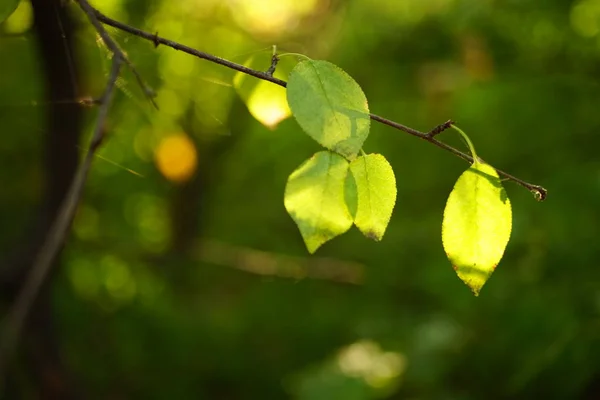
[531,186,547,202]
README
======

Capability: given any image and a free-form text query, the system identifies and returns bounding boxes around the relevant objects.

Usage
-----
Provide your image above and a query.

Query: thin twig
[0,56,122,385]
[94,8,288,87]
[76,0,157,109]
[93,7,547,201]
[371,115,547,200]
[0,1,548,383]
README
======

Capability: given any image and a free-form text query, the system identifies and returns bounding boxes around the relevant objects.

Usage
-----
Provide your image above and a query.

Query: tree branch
[371,116,547,200]
[93,6,547,201]
[0,54,122,387]
[76,0,156,109]
[0,0,548,386]
[94,8,287,87]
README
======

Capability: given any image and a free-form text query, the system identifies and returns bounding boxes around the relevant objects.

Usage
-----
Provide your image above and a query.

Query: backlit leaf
[349,154,396,241]
[0,0,19,25]
[284,151,353,253]
[233,54,293,128]
[442,161,512,296]
[286,60,370,159]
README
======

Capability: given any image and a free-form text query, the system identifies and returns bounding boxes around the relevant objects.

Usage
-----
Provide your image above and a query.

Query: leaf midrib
[308,62,345,143]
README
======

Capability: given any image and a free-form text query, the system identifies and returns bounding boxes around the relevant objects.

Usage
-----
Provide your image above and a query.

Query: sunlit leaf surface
[233,54,293,128]
[284,151,353,253]
[349,154,396,241]
[442,162,512,296]
[0,0,19,25]
[286,60,370,159]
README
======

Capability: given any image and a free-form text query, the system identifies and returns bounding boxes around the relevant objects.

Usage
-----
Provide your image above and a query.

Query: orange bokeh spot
[154,134,198,183]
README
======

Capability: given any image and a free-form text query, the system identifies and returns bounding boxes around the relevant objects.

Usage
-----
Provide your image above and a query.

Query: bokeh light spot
[227,0,318,36]
[571,0,600,38]
[102,255,137,303]
[155,134,198,183]
[337,340,407,389]
[246,81,291,129]
[124,193,171,252]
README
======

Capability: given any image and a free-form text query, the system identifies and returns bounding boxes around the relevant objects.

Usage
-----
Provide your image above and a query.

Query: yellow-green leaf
[0,0,20,25]
[442,162,512,296]
[284,151,353,253]
[233,54,293,128]
[349,154,396,241]
[286,60,370,159]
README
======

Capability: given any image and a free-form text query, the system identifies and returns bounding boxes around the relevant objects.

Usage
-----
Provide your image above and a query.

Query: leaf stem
[278,52,311,61]
[451,125,479,164]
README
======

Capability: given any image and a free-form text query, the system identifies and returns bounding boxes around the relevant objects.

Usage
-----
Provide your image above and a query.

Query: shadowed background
[0,0,599,398]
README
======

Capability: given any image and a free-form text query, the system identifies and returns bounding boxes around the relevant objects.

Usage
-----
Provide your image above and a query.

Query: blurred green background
[1,0,599,398]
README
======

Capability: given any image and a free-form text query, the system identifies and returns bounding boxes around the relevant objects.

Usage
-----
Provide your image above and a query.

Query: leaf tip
[461,276,486,297]
[363,230,382,241]
[304,233,339,254]
[306,244,319,254]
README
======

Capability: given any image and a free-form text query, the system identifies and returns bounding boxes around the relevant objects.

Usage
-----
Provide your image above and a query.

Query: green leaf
[284,151,353,253]
[442,162,512,296]
[349,154,396,241]
[286,60,370,159]
[0,0,20,25]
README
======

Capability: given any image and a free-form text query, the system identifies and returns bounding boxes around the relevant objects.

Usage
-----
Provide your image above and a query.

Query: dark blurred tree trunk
[583,374,600,400]
[2,0,83,398]
[169,103,245,256]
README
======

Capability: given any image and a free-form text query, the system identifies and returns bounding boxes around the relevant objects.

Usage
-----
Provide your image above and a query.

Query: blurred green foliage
[1,0,599,398]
